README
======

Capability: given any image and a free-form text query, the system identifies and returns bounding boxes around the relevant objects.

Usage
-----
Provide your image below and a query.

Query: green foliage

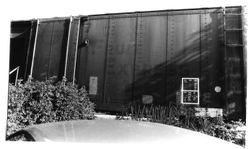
[117,103,245,147]
[7,78,95,137]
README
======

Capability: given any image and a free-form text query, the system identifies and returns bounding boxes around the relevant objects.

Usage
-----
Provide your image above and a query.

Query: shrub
[208,119,246,146]
[7,78,95,137]
[117,103,245,147]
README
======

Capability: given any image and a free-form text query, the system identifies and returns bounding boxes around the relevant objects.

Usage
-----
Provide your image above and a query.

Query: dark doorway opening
[9,21,34,84]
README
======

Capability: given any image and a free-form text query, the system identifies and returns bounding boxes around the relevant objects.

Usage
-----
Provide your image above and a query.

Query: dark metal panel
[33,20,68,81]
[86,19,109,104]
[48,20,68,80]
[76,18,109,108]
[200,12,224,108]
[200,13,212,107]
[104,17,136,107]
[208,12,225,108]
[133,16,167,104]
[225,15,242,29]
[166,14,201,103]
[33,22,54,80]
[225,46,245,118]
[76,20,89,86]
[226,31,242,45]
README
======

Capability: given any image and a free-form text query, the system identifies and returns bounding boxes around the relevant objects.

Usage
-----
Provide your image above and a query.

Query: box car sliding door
[77,16,136,111]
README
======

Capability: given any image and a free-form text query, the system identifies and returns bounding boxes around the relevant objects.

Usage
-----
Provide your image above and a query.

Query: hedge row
[7,78,95,137]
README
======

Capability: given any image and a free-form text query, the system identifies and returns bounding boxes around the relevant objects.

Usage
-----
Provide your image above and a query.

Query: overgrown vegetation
[116,103,246,147]
[7,78,95,137]
[7,78,246,146]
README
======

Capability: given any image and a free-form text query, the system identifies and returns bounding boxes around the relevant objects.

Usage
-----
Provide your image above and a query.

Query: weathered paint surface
[75,7,245,120]
[77,8,227,111]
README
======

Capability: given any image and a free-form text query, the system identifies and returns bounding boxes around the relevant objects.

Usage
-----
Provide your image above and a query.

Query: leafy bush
[117,103,245,147]
[208,119,246,146]
[7,78,95,137]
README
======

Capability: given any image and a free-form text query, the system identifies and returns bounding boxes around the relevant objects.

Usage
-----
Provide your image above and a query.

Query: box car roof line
[88,6,223,17]
[11,16,83,23]
[11,6,242,22]
[87,9,225,20]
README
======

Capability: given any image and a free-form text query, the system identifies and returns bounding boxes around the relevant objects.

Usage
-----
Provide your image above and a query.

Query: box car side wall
[10,6,245,120]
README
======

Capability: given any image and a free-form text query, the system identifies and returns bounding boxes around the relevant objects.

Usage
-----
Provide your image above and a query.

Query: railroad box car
[9,6,246,120]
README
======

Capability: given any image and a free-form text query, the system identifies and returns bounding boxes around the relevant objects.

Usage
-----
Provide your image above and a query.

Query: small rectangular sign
[182,91,198,103]
[183,79,198,90]
[89,76,98,95]
[181,78,199,105]
[195,108,223,117]
[142,95,153,104]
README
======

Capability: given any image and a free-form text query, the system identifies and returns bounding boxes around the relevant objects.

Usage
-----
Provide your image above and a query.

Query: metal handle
[28,19,40,82]
[73,18,81,85]
[9,66,20,86]
[62,16,73,83]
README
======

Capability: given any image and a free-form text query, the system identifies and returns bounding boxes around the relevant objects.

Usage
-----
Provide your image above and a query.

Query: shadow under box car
[6,119,243,148]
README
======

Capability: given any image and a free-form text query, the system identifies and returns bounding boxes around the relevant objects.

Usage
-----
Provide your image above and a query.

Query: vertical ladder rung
[224,13,242,16]
[224,29,243,31]
[226,44,243,47]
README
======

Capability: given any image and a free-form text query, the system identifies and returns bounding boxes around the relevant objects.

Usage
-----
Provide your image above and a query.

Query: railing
[9,66,19,86]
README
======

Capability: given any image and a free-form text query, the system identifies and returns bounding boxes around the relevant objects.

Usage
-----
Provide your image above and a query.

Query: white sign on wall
[89,76,98,95]
[181,78,199,105]
[195,108,223,117]
[142,95,153,104]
